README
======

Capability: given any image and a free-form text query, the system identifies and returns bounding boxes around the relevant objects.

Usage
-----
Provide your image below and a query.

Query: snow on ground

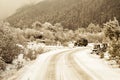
[27,41,46,50]
[74,48,120,80]
[4,45,120,80]
[8,48,70,80]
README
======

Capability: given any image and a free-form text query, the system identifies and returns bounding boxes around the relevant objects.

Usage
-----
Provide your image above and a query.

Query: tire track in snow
[43,50,73,80]
[56,48,81,80]
[66,48,93,80]
[44,48,79,80]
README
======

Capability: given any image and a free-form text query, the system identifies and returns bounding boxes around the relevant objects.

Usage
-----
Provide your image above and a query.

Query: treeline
[9,21,103,44]
[6,0,120,30]
[0,17,120,70]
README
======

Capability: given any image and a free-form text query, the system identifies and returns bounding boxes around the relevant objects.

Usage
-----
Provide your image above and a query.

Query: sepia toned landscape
[0,0,120,80]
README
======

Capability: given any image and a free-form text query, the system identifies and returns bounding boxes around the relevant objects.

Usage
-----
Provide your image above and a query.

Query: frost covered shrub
[0,23,20,64]
[0,59,6,70]
[25,49,44,60]
[109,41,120,59]
[78,33,104,43]
[42,29,55,40]
[42,22,53,29]
[104,18,120,61]
[24,28,36,39]
[32,21,42,30]
[104,17,119,41]
[24,28,43,40]
[87,23,101,33]
[74,38,88,46]
[11,28,27,45]
[54,23,63,31]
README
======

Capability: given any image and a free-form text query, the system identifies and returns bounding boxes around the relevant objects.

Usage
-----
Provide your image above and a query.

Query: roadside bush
[104,17,120,62]
[24,28,43,40]
[12,28,27,44]
[74,38,88,46]
[0,23,21,64]
[74,30,104,43]
[109,40,120,59]
[87,23,101,33]
[104,18,119,41]
[25,48,44,60]
[84,33,104,43]
[0,59,6,70]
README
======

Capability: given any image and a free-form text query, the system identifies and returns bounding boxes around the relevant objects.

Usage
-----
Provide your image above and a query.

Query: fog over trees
[0,0,43,20]
[7,0,120,30]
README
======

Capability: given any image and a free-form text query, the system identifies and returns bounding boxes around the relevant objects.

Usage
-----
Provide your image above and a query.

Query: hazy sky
[0,0,43,20]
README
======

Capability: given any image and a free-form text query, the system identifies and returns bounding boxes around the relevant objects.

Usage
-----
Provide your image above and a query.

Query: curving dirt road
[9,47,120,80]
[56,48,93,80]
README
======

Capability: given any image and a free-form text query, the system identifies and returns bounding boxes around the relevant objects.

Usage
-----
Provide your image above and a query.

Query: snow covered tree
[104,17,120,41]
[104,17,120,60]
[0,22,20,64]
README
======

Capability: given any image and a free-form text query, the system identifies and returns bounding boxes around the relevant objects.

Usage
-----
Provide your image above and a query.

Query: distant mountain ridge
[6,0,120,29]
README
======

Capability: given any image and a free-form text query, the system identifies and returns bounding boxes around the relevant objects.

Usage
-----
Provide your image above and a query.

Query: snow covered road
[9,47,120,80]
